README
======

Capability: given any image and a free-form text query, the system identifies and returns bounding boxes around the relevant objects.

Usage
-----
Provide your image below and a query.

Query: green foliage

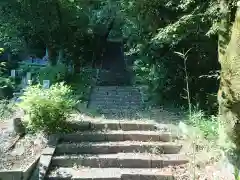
[0,0,229,113]
[123,0,220,111]
[0,99,14,121]
[186,109,218,140]
[0,77,14,99]
[17,63,43,84]
[17,83,77,133]
[38,63,68,85]
[66,69,93,102]
[133,59,168,103]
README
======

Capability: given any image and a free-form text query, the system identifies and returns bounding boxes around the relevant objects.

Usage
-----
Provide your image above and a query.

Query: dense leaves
[121,0,221,112]
[0,0,232,112]
[18,83,77,133]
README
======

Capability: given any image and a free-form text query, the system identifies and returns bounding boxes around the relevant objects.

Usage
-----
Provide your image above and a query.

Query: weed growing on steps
[186,110,218,141]
[176,49,222,179]
[175,49,192,118]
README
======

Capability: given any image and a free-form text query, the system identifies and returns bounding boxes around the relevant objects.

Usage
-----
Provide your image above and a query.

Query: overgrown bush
[66,69,93,102]
[17,82,77,133]
[0,77,14,99]
[17,63,43,84]
[186,109,218,140]
[38,63,68,85]
[0,99,14,120]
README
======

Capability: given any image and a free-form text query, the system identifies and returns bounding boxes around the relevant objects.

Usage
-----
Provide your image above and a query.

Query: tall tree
[218,0,240,158]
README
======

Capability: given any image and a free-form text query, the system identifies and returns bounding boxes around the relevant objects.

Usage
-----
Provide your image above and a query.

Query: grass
[177,109,224,179]
[185,109,218,141]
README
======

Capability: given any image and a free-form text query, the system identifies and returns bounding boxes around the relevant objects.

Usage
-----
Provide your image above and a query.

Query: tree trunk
[218,2,240,155]
[218,0,231,65]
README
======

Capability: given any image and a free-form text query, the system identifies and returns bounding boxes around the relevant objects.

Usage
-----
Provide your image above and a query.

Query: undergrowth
[66,70,92,103]
[17,82,77,133]
[0,99,15,121]
[186,109,218,140]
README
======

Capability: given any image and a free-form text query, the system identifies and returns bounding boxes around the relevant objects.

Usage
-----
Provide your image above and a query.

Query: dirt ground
[0,120,47,170]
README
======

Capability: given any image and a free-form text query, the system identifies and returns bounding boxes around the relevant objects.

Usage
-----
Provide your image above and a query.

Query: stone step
[66,120,160,131]
[59,131,176,143]
[90,95,142,100]
[96,109,143,115]
[89,105,142,111]
[89,103,142,109]
[56,141,182,155]
[96,76,132,86]
[90,95,141,101]
[88,104,142,109]
[51,153,188,168]
[99,113,141,120]
[93,86,140,92]
[91,98,142,102]
[90,98,141,103]
[96,81,132,86]
[46,167,174,180]
[91,90,141,95]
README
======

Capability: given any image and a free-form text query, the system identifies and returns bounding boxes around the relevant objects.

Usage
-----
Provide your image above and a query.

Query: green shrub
[38,63,68,84]
[0,77,14,99]
[18,63,43,84]
[17,82,77,133]
[186,109,218,140]
[0,99,14,120]
[66,70,93,102]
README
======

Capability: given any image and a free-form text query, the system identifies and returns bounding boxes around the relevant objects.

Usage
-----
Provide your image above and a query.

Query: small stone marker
[12,117,25,136]
[10,69,16,77]
[26,72,31,81]
[43,80,50,89]
[28,80,32,85]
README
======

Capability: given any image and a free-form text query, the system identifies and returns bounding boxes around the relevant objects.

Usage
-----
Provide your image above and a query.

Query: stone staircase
[96,70,132,86]
[43,121,188,180]
[88,86,143,119]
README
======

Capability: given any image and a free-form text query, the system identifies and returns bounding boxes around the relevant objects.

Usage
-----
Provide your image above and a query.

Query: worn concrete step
[91,93,141,98]
[56,141,182,155]
[66,120,160,131]
[89,96,142,101]
[59,131,176,143]
[46,167,174,180]
[93,86,140,91]
[90,97,141,102]
[91,89,141,94]
[89,101,142,106]
[88,104,142,110]
[99,113,142,120]
[51,153,188,168]
[90,105,142,111]
[89,99,142,103]
[96,109,143,115]
[96,76,132,85]
[89,103,142,109]
[96,81,132,86]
